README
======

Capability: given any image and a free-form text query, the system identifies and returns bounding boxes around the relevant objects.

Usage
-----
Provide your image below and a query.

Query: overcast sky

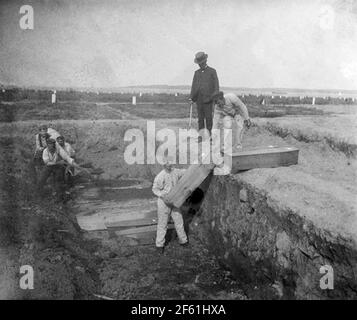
[1,0,357,90]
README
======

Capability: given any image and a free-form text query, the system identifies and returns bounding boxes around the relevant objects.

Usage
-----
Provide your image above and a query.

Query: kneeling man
[152,158,188,253]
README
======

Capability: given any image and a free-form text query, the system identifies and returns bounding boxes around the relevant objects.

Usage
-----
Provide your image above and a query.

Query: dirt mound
[255,115,357,157]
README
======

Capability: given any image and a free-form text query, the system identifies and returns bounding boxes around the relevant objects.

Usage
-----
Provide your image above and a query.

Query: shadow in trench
[181,173,213,236]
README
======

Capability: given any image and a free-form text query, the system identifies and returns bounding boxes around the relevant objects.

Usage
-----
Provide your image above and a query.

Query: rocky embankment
[192,121,357,300]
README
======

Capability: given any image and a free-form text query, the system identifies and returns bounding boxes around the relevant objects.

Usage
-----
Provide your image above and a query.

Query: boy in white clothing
[152,159,188,253]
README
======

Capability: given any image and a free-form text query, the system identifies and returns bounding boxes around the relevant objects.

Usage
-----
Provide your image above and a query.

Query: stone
[239,188,248,202]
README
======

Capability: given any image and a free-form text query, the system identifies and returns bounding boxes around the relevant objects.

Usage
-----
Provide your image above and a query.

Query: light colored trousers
[156,198,188,247]
[212,112,245,154]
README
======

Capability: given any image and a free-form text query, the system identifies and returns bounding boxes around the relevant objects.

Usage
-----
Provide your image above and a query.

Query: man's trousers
[212,112,245,154]
[196,102,213,133]
[38,164,65,194]
[156,198,188,248]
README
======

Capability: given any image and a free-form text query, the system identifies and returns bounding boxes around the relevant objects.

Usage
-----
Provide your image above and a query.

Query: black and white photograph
[0,0,356,305]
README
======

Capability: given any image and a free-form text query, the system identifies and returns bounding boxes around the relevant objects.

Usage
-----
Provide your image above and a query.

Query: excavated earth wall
[193,167,357,299]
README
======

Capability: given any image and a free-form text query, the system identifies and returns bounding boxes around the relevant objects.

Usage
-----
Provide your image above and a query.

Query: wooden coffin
[231,146,299,173]
[164,153,215,210]
[165,145,299,209]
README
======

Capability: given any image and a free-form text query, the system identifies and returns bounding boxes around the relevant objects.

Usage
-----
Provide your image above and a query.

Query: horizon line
[2,83,357,94]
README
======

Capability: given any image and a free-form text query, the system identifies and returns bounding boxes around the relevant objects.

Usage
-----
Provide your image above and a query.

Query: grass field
[0,100,326,122]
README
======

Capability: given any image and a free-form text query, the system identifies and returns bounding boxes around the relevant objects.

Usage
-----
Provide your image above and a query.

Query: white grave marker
[51,91,56,104]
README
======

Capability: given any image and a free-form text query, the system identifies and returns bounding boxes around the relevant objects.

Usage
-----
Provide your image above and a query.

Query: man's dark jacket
[190,66,219,104]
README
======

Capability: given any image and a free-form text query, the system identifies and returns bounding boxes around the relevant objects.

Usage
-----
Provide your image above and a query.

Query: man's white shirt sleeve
[152,171,166,198]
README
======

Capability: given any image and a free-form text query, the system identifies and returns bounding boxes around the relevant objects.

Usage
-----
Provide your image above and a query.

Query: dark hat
[194,51,208,64]
[212,91,224,102]
[47,138,56,145]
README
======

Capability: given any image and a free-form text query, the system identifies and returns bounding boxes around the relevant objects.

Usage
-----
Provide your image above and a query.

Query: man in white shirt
[152,159,188,253]
[212,91,251,154]
[34,125,62,164]
[38,138,79,197]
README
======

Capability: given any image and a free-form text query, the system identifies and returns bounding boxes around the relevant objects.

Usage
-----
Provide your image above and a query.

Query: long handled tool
[188,101,193,129]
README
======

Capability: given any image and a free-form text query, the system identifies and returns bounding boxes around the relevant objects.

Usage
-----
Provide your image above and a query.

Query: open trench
[72,178,247,300]
[0,131,247,300]
[1,116,356,300]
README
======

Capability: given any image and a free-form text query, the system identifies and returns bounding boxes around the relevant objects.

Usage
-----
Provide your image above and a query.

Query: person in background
[56,135,76,186]
[38,138,80,199]
[212,91,251,154]
[34,125,50,167]
[152,158,188,254]
[190,51,219,138]
[34,124,61,160]
[32,124,63,182]
[56,135,75,158]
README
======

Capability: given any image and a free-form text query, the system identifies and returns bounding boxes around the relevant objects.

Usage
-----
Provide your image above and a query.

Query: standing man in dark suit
[190,52,219,136]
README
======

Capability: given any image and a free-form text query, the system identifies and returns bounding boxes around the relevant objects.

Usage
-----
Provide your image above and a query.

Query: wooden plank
[125,231,157,240]
[231,146,299,172]
[106,217,158,228]
[76,215,107,231]
[104,209,157,225]
[115,224,174,236]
